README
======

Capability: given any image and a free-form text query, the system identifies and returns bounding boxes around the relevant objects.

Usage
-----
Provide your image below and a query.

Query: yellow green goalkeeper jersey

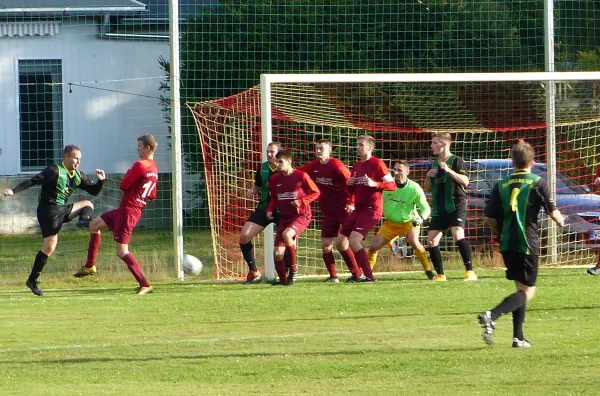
[382,179,430,224]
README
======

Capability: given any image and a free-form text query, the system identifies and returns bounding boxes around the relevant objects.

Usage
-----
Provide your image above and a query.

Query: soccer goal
[188,72,600,280]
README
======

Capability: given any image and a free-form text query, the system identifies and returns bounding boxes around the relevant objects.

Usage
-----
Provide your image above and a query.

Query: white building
[0,0,205,232]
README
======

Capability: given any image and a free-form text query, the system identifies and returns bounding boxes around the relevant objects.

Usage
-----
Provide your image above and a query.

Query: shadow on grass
[0,345,488,365]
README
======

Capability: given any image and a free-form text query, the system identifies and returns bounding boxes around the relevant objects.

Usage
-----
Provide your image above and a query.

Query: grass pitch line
[0,329,365,354]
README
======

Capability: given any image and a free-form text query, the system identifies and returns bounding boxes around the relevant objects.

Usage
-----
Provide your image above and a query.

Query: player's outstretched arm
[5,166,57,196]
[79,169,106,196]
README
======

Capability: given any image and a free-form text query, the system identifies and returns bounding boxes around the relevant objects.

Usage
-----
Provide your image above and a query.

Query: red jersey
[596,165,600,180]
[297,158,354,217]
[350,156,391,215]
[119,159,159,211]
[267,169,320,221]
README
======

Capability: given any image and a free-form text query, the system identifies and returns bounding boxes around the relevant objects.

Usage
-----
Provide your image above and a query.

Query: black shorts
[247,208,280,228]
[429,209,467,230]
[37,204,74,237]
[501,251,539,287]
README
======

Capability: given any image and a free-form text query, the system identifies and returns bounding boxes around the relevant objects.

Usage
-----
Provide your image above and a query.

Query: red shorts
[320,211,346,238]
[339,209,381,238]
[101,208,142,244]
[275,216,311,246]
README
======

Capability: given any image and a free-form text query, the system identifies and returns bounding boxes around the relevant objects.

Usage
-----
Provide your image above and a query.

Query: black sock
[429,245,444,275]
[29,250,49,281]
[456,238,473,271]
[512,303,526,340]
[78,205,94,221]
[490,290,526,321]
[239,242,257,272]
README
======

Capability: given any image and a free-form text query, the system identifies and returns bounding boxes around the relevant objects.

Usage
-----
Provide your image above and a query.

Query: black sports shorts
[37,203,73,237]
[501,251,539,287]
[247,207,280,228]
[429,208,467,231]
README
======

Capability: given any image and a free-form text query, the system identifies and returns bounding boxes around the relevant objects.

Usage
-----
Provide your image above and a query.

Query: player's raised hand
[346,204,355,214]
[426,168,438,178]
[266,211,273,220]
[346,175,356,185]
[290,200,300,208]
[96,169,106,180]
[438,162,448,172]
[3,188,13,197]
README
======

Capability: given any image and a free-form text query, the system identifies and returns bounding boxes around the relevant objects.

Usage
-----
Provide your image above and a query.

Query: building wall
[0,21,171,176]
[0,20,180,234]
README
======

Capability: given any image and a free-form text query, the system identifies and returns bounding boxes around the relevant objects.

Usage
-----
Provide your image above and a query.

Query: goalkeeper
[368,160,435,280]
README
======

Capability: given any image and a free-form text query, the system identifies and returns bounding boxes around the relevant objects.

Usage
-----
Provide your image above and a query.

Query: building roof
[0,0,213,18]
[0,0,147,16]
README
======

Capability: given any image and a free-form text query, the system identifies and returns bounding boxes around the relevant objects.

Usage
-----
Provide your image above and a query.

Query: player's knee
[322,244,333,254]
[82,200,94,210]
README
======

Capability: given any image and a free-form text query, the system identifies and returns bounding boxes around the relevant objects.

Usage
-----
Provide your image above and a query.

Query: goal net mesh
[189,79,600,280]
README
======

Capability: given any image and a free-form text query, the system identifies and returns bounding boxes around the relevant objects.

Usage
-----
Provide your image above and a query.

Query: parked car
[409,159,600,251]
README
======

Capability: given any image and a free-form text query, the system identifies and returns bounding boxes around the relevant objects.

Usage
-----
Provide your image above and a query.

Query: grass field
[1,268,599,395]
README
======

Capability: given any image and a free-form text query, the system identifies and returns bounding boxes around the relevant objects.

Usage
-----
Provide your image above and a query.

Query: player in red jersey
[266,150,320,285]
[73,135,159,295]
[335,135,396,282]
[297,139,354,283]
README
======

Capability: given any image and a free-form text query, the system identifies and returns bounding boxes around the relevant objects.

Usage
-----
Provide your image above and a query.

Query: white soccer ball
[182,254,203,275]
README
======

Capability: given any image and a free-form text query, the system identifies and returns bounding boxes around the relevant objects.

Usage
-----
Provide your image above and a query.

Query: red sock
[86,233,101,267]
[355,248,374,280]
[285,245,297,272]
[340,248,362,278]
[275,259,287,284]
[122,253,150,287]
[323,251,336,276]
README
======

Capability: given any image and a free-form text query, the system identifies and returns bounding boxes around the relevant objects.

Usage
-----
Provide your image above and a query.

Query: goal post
[190,72,600,280]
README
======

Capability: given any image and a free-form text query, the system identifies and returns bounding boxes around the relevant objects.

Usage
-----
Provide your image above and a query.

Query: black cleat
[287,269,298,285]
[425,270,436,280]
[26,278,43,296]
[512,338,533,348]
[76,216,93,229]
[478,311,495,346]
[323,276,340,283]
[587,266,600,276]
[346,274,367,283]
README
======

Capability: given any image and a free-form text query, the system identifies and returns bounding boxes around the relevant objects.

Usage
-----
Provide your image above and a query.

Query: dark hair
[138,135,158,153]
[512,139,535,169]
[63,144,81,157]
[275,149,293,161]
[268,141,281,149]
[395,160,410,170]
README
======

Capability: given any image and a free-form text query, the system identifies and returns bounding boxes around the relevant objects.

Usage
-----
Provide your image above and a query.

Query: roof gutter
[0,6,146,17]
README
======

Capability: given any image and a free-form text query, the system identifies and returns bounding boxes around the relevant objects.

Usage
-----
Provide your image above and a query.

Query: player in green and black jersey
[238,142,281,284]
[424,132,477,282]
[3,144,105,296]
[478,139,564,348]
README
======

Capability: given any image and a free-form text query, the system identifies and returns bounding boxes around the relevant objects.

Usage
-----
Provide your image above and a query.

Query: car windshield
[470,163,589,195]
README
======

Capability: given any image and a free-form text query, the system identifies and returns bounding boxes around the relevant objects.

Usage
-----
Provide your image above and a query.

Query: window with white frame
[18,59,63,171]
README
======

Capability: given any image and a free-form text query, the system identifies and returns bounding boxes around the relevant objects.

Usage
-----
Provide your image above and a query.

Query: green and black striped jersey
[429,155,468,216]
[12,163,103,205]
[484,171,556,255]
